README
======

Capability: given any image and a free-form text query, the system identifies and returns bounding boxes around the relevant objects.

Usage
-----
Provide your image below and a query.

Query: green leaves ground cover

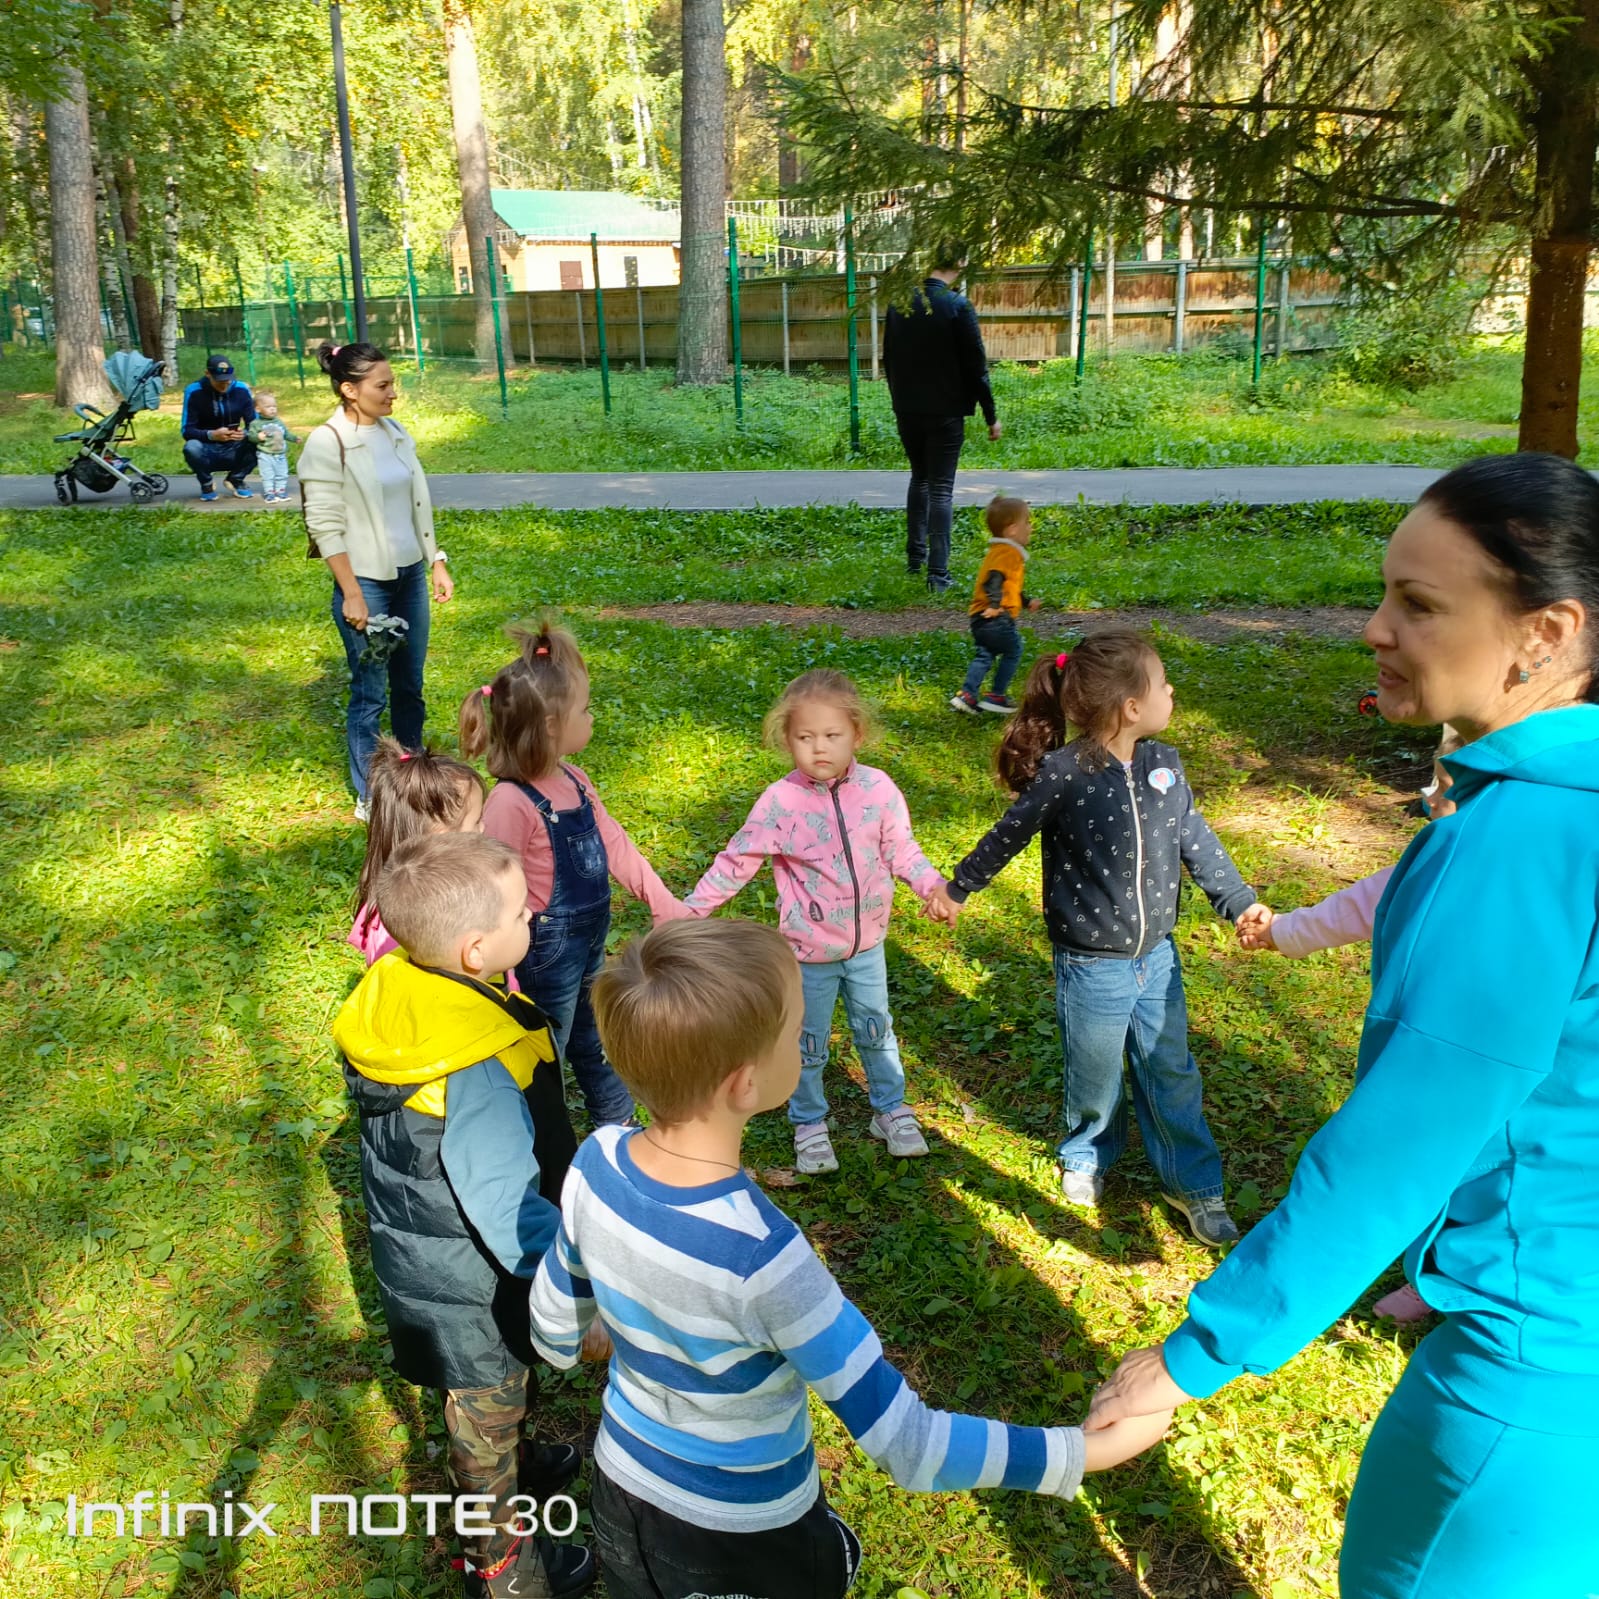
[0,503,1424,1596]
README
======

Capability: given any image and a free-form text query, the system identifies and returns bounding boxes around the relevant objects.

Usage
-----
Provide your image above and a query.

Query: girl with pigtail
[934,628,1265,1249]
[461,620,688,1127]
[349,736,488,966]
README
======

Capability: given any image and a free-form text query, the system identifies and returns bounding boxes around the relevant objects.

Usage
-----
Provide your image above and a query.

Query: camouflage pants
[443,1370,536,1567]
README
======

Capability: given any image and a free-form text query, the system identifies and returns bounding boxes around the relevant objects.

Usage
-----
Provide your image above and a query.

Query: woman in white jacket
[299,341,454,819]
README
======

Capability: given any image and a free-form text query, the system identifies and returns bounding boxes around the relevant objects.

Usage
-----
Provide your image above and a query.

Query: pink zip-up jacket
[684,763,945,963]
[1271,866,1393,958]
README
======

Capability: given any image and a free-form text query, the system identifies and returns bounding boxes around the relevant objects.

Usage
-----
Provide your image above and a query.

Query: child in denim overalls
[462,621,689,1125]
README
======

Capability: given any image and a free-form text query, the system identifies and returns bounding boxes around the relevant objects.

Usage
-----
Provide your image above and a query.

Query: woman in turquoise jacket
[1087,452,1599,1598]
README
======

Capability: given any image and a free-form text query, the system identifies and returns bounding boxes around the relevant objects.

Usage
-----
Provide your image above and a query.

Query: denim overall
[508,770,634,1125]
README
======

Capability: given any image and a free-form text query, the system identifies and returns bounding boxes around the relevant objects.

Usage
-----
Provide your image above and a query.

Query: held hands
[922,881,963,927]
[1081,1407,1176,1472]
[1234,902,1277,952]
[431,560,454,604]
[209,426,243,443]
[1086,1345,1192,1433]
[1026,598,1043,611]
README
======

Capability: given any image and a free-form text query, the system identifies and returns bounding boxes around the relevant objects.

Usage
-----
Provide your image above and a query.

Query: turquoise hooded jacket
[1164,705,1599,1431]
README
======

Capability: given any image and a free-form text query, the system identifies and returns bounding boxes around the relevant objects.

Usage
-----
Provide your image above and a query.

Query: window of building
[559,260,583,291]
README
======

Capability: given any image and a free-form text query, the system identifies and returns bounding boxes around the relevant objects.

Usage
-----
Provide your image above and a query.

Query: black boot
[469,1535,596,1598]
[518,1439,582,1498]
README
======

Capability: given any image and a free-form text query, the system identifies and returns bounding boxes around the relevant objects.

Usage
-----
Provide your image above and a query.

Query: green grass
[1,501,1440,1597]
[3,332,1595,476]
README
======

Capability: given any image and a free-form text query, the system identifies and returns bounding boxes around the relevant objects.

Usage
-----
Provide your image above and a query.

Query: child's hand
[1235,903,1276,951]
[1081,1408,1175,1471]
[580,1320,613,1363]
[1026,598,1043,611]
[981,606,1001,619]
[923,882,962,926]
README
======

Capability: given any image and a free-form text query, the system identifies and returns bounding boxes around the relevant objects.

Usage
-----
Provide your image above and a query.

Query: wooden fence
[180,256,1345,372]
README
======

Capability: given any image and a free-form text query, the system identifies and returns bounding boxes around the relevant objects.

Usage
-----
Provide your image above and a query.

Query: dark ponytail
[316,340,387,403]
[1419,453,1599,702]
[996,626,1158,792]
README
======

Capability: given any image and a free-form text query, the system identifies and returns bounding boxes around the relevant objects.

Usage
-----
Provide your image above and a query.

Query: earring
[1518,669,1531,684]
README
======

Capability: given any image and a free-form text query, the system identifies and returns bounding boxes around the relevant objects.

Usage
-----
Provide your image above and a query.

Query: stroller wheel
[146,474,169,495]
[129,480,155,504]
[54,476,71,505]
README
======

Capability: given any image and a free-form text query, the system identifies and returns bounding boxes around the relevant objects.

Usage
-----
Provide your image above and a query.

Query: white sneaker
[1059,1169,1104,1207]
[869,1106,930,1158]
[354,798,370,824]
[794,1121,839,1174]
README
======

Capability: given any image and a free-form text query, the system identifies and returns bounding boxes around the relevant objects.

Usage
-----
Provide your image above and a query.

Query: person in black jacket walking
[882,244,1001,591]
[931,629,1265,1250]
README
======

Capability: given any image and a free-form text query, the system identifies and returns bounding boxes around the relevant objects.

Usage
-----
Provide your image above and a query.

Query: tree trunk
[444,0,500,365]
[159,0,183,378]
[95,166,132,349]
[777,31,811,192]
[118,155,161,356]
[1517,0,1599,457]
[47,61,113,409]
[677,0,728,384]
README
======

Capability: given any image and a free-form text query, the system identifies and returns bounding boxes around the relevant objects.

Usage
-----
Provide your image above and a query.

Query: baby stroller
[52,351,171,505]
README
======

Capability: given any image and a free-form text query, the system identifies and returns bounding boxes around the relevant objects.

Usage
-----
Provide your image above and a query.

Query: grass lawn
[2,333,1594,476]
[1,498,1441,1598]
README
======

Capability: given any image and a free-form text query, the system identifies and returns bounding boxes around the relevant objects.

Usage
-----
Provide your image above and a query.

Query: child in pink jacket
[1235,728,1460,1321]
[684,669,949,1174]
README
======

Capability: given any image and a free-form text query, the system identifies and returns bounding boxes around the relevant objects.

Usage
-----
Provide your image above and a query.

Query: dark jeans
[330,561,430,801]
[590,1468,860,1599]
[515,904,634,1125]
[895,411,966,580]
[961,612,1023,698]
[182,437,257,490]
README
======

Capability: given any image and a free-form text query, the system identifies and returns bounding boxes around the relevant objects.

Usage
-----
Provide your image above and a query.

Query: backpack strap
[299,422,347,561]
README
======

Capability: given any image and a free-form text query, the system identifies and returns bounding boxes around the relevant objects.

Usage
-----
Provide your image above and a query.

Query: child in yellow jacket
[950,495,1041,716]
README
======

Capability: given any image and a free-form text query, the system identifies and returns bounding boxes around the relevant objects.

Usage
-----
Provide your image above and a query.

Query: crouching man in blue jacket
[179,353,257,499]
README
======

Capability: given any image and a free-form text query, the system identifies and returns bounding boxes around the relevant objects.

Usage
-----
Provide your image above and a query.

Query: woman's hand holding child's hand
[580,1321,613,1363]
[1235,902,1277,951]
[1080,1408,1176,1472]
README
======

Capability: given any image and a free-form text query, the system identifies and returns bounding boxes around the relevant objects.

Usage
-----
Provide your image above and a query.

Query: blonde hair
[459,618,586,782]
[592,921,797,1124]
[985,495,1029,537]
[375,831,521,968]
[761,668,873,751]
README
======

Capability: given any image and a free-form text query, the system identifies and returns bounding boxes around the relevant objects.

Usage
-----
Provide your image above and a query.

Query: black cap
[205,354,235,376]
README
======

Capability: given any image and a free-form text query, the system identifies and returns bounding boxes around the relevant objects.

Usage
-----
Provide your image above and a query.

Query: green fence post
[589,232,611,416]
[233,257,256,385]
[283,262,307,389]
[1252,222,1268,388]
[727,216,743,429]
[404,246,425,378]
[1076,235,1093,384]
[486,235,509,420]
[338,253,353,343]
[844,205,860,455]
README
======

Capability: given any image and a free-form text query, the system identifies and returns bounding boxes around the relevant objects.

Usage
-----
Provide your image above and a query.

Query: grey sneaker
[949,689,981,715]
[869,1106,930,1158]
[1059,1169,1104,1207]
[1162,1192,1240,1250]
[794,1121,839,1175]
[353,798,370,824]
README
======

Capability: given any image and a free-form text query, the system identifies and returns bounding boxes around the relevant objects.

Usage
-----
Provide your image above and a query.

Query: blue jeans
[1053,937,1224,1201]
[895,412,966,580]
[330,561,430,801]
[258,453,289,494]
[515,905,634,1126]
[790,943,907,1127]
[961,613,1023,698]
[182,437,256,489]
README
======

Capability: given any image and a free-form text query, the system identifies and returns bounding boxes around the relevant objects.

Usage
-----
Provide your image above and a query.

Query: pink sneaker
[1374,1284,1433,1323]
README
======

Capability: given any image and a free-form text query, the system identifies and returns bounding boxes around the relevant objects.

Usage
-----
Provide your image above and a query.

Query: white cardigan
[299,407,439,579]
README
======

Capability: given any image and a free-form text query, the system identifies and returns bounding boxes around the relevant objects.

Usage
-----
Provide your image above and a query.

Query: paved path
[0,462,1442,514]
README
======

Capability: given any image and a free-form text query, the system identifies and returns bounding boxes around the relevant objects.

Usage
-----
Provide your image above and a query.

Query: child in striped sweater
[528,919,1172,1599]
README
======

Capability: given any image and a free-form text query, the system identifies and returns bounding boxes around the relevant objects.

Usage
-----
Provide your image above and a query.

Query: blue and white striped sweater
[529,1125,1085,1532]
